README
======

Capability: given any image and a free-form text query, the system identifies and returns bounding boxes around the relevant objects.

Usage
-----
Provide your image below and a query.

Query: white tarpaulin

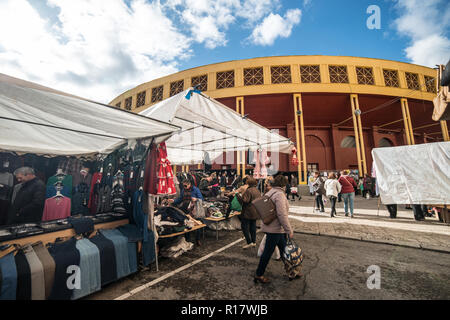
[0,74,179,158]
[372,142,450,205]
[140,88,294,165]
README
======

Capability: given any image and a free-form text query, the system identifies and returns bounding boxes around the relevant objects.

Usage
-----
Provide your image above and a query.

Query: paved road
[87,228,450,300]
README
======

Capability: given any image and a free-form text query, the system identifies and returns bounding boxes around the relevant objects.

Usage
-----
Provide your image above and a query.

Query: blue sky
[0,0,449,103]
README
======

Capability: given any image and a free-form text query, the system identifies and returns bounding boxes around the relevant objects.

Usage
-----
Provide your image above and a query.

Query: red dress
[156,142,176,195]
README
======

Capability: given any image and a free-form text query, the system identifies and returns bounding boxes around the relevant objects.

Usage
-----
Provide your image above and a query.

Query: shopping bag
[191,200,205,219]
[257,234,281,260]
[290,187,298,194]
[230,194,242,212]
[281,238,304,278]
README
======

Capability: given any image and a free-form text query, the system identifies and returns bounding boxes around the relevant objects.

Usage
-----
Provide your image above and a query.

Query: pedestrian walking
[308,172,314,196]
[338,170,357,218]
[312,171,326,212]
[324,172,341,217]
[362,174,373,199]
[254,175,294,284]
[236,176,261,249]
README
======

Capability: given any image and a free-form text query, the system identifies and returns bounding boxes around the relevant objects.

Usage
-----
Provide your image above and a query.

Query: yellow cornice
[110,55,437,111]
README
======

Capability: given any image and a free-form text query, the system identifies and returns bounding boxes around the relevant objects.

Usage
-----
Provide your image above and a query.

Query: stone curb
[293,230,450,254]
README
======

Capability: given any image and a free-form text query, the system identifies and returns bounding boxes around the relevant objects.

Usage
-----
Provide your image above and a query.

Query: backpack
[251,192,277,225]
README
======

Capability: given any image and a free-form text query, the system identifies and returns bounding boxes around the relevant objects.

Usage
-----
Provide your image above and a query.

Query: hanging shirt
[46,174,73,199]
[42,197,71,222]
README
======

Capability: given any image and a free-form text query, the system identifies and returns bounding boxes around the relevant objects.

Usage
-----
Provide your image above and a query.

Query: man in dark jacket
[312,171,326,212]
[7,167,46,224]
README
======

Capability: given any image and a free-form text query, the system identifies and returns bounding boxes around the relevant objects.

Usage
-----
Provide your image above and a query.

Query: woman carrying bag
[254,175,294,284]
[236,176,261,249]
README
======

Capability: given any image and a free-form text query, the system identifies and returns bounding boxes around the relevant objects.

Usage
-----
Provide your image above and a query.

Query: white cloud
[394,0,450,67]
[249,8,302,46]
[0,0,300,102]
[0,0,191,103]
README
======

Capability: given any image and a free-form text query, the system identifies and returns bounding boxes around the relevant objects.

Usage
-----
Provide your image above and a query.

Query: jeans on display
[241,218,256,244]
[341,192,355,215]
[315,194,324,211]
[256,233,288,277]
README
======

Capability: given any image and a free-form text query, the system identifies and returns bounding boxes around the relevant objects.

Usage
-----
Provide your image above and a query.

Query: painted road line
[114,237,246,300]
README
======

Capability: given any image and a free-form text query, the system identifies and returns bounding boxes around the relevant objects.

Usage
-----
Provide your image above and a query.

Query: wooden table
[204,211,241,240]
[158,223,206,239]
[0,219,129,248]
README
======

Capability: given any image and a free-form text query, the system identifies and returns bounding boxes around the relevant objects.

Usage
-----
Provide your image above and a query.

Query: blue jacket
[173,186,203,205]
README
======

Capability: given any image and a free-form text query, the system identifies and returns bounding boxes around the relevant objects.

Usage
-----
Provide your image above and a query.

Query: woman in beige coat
[254,175,294,284]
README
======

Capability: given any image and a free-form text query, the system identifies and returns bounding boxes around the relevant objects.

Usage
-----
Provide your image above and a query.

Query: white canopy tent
[0,74,180,158]
[372,142,450,205]
[139,88,294,165]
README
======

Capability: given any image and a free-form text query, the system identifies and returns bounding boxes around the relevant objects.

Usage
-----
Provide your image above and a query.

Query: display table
[158,223,206,239]
[204,211,241,240]
[0,219,129,247]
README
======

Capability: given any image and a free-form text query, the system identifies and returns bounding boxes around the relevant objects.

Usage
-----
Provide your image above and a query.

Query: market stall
[0,75,182,300]
[139,88,295,241]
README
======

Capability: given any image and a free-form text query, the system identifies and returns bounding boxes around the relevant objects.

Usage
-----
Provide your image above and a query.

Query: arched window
[341,136,356,148]
[378,138,393,147]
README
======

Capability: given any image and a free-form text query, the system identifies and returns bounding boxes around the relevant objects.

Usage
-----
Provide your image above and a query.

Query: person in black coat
[7,167,46,224]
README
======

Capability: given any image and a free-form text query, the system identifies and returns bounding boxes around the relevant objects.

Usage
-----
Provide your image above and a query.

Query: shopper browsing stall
[7,167,46,224]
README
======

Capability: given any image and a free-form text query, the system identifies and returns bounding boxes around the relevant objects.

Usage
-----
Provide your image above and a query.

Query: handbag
[290,187,298,194]
[281,238,304,278]
[251,192,277,225]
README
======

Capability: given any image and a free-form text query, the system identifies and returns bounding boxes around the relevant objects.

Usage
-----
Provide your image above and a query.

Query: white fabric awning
[140,88,294,165]
[0,74,180,158]
[372,142,450,205]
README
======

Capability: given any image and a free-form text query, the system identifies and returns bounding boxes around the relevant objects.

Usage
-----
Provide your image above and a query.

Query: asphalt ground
[87,226,450,300]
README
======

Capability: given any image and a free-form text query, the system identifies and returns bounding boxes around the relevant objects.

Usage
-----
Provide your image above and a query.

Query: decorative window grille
[328,65,349,83]
[191,75,208,91]
[136,91,146,108]
[125,97,132,110]
[271,66,292,84]
[383,69,400,87]
[170,80,184,96]
[151,86,163,103]
[216,70,235,89]
[300,65,321,83]
[405,72,420,90]
[243,67,264,86]
[424,76,436,93]
[356,67,374,85]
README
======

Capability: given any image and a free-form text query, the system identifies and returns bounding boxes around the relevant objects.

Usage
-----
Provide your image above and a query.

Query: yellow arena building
[110,55,449,183]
